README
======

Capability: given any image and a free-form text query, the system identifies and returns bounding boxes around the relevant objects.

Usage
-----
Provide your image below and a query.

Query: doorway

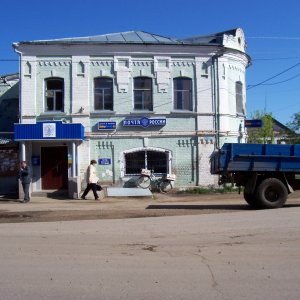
[41,146,68,190]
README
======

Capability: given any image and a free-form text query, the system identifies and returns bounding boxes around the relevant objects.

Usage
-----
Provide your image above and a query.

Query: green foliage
[286,111,300,143]
[247,111,274,144]
[183,185,240,194]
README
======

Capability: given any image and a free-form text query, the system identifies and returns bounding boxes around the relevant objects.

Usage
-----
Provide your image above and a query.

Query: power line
[252,56,300,61]
[247,62,300,90]
[255,73,300,86]
[247,36,300,40]
[0,59,18,62]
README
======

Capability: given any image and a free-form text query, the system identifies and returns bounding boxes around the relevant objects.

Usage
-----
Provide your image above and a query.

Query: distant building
[13,28,250,197]
[272,118,297,144]
[246,117,297,144]
[0,73,19,196]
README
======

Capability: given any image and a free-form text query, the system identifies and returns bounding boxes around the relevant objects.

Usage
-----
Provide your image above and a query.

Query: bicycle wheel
[137,176,151,189]
[160,180,173,193]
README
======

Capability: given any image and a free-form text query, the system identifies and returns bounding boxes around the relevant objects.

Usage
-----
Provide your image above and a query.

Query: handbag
[96,184,102,191]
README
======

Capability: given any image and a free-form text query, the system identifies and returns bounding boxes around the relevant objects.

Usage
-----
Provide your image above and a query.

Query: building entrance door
[41,146,68,190]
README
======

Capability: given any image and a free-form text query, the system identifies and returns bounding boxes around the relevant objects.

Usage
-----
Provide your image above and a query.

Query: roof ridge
[181,28,239,41]
[137,30,180,42]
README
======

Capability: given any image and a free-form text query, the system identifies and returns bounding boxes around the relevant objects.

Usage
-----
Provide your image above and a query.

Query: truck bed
[211,143,300,174]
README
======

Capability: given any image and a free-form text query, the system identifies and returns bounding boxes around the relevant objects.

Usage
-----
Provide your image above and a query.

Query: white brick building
[13,28,250,197]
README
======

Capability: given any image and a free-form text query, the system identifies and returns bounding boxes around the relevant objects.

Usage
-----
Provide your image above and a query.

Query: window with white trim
[125,150,168,175]
[236,81,244,115]
[94,77,113,110]
[133,77,153,111]
[173,77,193,111]
[45,78,64,112]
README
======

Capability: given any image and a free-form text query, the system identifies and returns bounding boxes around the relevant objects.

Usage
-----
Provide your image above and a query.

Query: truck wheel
[243,191,258,208]
[255,178,288,209]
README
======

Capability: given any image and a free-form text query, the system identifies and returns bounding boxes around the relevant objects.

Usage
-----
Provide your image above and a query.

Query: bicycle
[136,168,176,193]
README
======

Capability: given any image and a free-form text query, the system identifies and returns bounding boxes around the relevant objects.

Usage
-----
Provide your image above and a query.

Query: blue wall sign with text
[122,117,166,128]
[98,122,116,130]
[245,119,263,128]
[31,156,40,166]
[98,158,111,165]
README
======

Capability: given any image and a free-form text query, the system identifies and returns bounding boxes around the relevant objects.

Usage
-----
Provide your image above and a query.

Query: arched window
[201,62,208,77]
[173,77,193,111]
[45,78,64,112]
[125,150,168,175]
[236,81,244,114]
[222,64,226,79]
[25,62,31,76]
[133,77,153,111]
[77,61,85,75]
[94,77,113,110]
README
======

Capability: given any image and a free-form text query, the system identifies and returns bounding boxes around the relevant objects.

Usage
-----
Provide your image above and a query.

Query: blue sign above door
[98,158,111,165]
[98,122,116,130]
[122,117,166,128]
[14,121,84,140]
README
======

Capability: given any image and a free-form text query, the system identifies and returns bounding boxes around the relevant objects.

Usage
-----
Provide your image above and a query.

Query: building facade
[0,73,19,196]
[13,28,250,197]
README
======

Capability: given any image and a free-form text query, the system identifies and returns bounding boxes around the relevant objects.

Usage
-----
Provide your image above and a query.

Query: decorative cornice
[39,61,71,66]
[91,61,113,66]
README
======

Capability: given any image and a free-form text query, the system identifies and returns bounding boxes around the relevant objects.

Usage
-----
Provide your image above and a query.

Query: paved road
[0,206,300,300]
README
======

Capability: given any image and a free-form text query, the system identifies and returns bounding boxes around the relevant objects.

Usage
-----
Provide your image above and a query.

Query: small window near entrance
[45,78,64,112]
[125,150,168,175]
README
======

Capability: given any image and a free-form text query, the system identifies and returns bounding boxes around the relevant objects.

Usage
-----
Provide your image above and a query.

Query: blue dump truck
[211,143,300,209]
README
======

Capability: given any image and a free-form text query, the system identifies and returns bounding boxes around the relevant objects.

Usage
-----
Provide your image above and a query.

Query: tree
[286,111,300,143]
[247,111,274,144]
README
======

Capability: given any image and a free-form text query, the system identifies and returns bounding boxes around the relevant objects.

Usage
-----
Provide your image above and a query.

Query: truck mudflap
[283,173,294,194]
[244,173,258,194]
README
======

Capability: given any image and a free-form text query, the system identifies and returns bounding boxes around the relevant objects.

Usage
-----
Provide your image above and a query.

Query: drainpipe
[13,44,25,164]
[212,51,223,149]
[13,43,22,124]
[72,142,76,177]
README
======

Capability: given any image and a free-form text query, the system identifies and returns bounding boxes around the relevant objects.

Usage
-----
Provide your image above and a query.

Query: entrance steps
[32,188,152,198]
[106,187,152,197]
[31,190,68,198]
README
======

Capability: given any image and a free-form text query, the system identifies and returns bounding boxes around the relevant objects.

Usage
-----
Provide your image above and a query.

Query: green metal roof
[14,29,239,46]
[15,31,182,46]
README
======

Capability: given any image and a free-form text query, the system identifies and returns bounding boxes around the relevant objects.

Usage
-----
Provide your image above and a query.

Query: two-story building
[13,28,250,198]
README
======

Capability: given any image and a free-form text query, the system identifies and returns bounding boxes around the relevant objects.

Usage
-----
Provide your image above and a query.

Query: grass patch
[183,185,241,194]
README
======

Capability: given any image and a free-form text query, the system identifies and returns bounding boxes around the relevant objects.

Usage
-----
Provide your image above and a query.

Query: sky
[1,0,300,125]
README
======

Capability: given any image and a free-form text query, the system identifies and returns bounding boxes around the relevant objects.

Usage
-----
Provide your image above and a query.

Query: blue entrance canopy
[14,121,84,141]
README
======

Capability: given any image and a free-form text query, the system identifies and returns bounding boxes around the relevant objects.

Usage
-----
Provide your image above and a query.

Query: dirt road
[1,204,300,299]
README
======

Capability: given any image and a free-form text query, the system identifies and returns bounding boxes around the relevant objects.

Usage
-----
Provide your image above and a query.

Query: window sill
[40,112,66,116]
[91,111,116,116]
[130,110,154,115]
[170,110,196,115]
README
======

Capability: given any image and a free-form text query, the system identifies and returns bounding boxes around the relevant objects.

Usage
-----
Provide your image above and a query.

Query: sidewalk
[0,191,299,223]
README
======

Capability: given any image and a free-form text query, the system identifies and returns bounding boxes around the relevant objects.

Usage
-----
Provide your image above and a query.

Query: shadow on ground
[147,204,252,210]
[146,203,300,210]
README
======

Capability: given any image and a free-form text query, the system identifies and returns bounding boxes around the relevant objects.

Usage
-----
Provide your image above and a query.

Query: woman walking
[81,160,99,200]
